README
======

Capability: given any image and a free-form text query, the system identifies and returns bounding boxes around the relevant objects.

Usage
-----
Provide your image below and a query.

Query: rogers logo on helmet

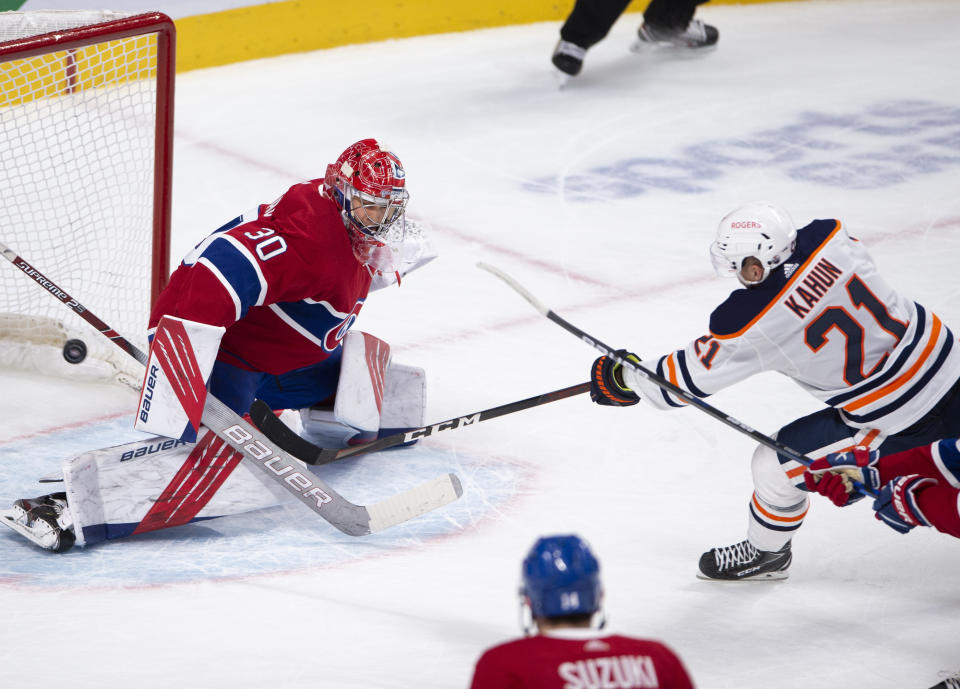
[731,221,762,229]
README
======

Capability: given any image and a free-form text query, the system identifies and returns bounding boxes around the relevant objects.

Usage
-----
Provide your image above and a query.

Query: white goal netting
[0,11,172,389]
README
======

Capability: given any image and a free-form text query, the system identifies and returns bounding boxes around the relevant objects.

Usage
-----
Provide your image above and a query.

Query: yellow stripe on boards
[0,34,156,108]
[174,0,806,73]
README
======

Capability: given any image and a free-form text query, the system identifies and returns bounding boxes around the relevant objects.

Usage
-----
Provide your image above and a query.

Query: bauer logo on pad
[136,316,224,442]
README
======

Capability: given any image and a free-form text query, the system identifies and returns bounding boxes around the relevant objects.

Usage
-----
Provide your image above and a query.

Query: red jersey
[878,439,960,538]
[469,628,695,689]
[150,180,372,374]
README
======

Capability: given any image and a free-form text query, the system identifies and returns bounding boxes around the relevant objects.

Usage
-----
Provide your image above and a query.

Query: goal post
[0,11,175,389]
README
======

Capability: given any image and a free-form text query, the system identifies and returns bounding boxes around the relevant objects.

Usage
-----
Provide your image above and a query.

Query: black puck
[63,338,88,364]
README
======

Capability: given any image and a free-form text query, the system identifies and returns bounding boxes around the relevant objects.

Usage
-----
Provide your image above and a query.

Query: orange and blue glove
[590,350,641,407]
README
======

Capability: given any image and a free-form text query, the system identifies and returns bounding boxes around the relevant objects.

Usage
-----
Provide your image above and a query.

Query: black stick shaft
[252,381,591,465]
[0,241,148,365]
[477,262,875,497]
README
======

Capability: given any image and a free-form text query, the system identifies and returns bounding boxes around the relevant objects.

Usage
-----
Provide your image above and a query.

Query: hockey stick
[250,381,591,465]
[477,262,876,498]
[0,239,463,535]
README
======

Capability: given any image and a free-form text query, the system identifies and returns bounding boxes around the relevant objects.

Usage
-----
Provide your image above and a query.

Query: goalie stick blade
[367,473,463,533]
[245,401,462,533]
[204,395,463,536]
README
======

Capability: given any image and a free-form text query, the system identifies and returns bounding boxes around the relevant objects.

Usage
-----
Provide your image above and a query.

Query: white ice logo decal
[525,100,960,199]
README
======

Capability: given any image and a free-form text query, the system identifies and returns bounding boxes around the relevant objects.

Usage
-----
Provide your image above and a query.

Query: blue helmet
[521,534,602,619]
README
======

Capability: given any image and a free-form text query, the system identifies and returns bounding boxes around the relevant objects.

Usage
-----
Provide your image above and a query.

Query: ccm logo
[730,221,762,229]
[223,424,332,507]
[403,414,481,441]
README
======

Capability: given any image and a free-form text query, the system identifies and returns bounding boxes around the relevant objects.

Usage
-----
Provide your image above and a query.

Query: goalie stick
[250,381,591,465]
[0,239,463,536]
[476,262,876,498]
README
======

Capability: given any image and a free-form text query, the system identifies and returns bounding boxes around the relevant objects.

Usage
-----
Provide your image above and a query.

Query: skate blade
[695,568,790,582]
[553,69,571,89]
[629,39,718,58]
[1,511,61,551]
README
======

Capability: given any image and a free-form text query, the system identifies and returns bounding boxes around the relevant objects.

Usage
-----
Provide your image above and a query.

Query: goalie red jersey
[469,629,696,689]
[149,180,372,375]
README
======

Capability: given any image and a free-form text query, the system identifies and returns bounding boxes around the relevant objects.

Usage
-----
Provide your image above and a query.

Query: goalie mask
[710,203,797,286]
[324,139,409,273]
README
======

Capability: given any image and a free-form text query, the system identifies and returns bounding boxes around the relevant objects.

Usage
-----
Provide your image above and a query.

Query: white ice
[3,0,960,686]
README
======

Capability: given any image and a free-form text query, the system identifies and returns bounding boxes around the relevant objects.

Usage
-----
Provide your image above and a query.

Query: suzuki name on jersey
[557,654,660,689]
[783,257,844,319]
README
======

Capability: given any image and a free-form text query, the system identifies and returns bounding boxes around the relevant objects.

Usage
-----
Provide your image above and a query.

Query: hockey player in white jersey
[590,203,960,580]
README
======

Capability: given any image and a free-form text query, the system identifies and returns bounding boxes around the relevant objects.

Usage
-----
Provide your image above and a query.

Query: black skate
[697,540,791,581]
[632,19,719,51]
[0,492,76,553]
[551,39,586,77]
[929,673,960,689]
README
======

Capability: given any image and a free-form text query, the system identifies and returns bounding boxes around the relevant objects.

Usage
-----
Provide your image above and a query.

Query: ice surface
[2,1,960,687]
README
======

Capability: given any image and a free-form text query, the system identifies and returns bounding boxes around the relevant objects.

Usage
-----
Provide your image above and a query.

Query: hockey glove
[803,447,881,506]
[590,350,641,407]
[872,474,935,534]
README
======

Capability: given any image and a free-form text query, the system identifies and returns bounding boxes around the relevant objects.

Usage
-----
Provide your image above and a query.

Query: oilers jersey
[626,220,960,434]
[149,180,372,375]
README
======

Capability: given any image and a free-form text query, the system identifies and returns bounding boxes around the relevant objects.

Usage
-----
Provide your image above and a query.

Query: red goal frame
[0,12,175,305]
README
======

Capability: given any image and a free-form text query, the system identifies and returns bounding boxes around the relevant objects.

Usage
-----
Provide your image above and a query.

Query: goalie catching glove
[590,350,641,406]
[803,447,881,506]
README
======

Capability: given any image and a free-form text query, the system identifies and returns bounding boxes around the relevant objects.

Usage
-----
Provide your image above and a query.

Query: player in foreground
[1,139,435,553]
[469,534,696,689]
[551,0,717,82]
[804,440,960,538]
[590,203,960,580]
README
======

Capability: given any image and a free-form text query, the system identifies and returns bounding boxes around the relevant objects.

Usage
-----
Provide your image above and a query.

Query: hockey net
[0,11,174,389]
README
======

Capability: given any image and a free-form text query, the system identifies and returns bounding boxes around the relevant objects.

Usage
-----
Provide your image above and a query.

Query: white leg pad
[332,330,392,433]
[299,331,425,447]
[380,362,426,429]
[62,430,297,546]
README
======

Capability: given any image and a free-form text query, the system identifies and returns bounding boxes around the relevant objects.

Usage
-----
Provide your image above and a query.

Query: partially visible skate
[0,492,76,553]
[928,672,960,689]
[552,39,586,78]
[631,19,719,51]
[697,539,791,581]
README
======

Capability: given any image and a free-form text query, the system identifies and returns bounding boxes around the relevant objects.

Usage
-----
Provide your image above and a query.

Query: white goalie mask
[710,203,797,286]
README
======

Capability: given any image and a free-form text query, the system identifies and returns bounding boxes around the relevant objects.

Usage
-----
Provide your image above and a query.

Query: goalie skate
[0,492,76,553]
[697,540,791,581]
